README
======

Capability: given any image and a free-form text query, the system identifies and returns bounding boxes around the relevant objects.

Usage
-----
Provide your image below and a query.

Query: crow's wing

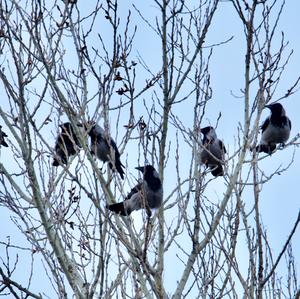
[125,181,143,201]
[261,117,270,133]
[219,140,226,154]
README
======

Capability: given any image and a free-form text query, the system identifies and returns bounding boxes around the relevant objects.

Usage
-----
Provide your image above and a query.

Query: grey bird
[53,122,82,166]
[108,165,163,216]
[0,125,8,147]
[200,126,226,177]
[256,103,291,154]
[87,123,125,179]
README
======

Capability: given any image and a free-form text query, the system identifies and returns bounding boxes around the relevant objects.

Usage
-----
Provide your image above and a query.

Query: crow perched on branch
[87,122,125,179]
[0,125,8,148]
[52,122,82,166]
[108,165,163,216]
[255,103,291,154]
[200,126,226,177]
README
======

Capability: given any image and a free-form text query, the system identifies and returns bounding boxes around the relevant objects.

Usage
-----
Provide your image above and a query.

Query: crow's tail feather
[108,202,130,216]
[255,144,276,154]
[211,164,224,177]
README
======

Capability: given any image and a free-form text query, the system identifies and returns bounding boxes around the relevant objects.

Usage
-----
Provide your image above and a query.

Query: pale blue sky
[0,1,299,297]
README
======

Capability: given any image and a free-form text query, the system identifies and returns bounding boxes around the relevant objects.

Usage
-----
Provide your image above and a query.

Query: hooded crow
[52,122,82,166]
[108,165,163,216]
[0,125,8,147]
[87,123,125,179]
[200,126,226,177]
[256,103,291,154]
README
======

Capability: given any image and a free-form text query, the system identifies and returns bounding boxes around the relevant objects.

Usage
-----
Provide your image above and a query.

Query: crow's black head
[265,103,285,116]
[59,122,73,132]
[81,121,97,137]
[200,126,214,135]
[136,165,161,191]
[136,165,156,175]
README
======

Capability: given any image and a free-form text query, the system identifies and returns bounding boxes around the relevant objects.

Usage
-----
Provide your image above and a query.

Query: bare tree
[0,0,299,298]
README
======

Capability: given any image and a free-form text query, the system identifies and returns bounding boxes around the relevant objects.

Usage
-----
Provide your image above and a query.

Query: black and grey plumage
[0,125,8,147]
[256,103,291,154]
[200,126,226,177]
[88,123,125,179]
[108,165,163,216]
[52,122,82,166]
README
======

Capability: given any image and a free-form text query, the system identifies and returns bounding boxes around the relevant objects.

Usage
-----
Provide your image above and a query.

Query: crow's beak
[135,166,144,172]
